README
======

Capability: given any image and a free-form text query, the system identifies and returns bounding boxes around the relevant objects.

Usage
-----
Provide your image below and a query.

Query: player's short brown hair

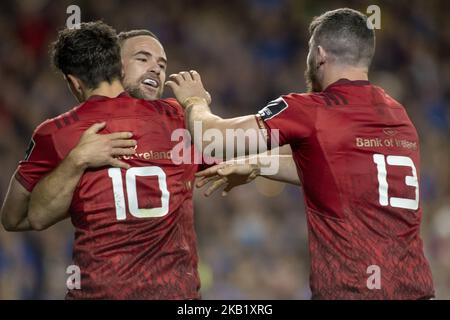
[50,21,122,89]
[117,29,159,47]
[309,8,375,68]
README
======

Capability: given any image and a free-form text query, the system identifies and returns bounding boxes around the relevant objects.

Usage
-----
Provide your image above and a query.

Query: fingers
[195,178,205,188]
[179,71,193,81]
[195,165,223,178]
[196,175,220,188]
[107,132,133,140]
[204,177,228,197]
[196,176,208,188]
[85,122,106,134]
[168,73,184,85]
[109,158,131,170]
[219,163,255,176]
[189,70,201,81]
[165,80,178,91]
[111,148,136,156]
[111,139,137,148]
[195,163,235,182]
[168,71,199,83]
[205,91,212,105]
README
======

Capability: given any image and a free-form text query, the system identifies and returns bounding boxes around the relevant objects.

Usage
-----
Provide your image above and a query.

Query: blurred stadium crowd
[0,0,449,299]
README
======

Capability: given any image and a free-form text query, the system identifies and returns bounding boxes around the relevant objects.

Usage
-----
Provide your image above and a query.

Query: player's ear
[65,74,82,92]
[65,74,85,102]
[317,45,327,66]
[120,59,125,79]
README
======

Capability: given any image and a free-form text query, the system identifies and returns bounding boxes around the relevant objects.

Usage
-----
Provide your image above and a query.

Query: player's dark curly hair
[309,8,376,68]
[50,21,122,89]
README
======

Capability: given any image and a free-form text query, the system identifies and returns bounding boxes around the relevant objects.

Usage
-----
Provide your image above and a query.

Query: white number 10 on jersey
[108,166,170,220]
[373,154,419,210]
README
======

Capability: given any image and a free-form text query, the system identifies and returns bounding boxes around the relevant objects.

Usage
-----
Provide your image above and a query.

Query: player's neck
[86,80,125,99]
[322,65,368,90]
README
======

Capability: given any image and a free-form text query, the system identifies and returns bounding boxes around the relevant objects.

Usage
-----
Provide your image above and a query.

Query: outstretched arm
[166,71,267,159]
[195,146,300,197]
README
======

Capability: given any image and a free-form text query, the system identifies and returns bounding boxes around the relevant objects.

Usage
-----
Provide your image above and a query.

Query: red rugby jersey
[257,79,434,299]
[16,93,200,299]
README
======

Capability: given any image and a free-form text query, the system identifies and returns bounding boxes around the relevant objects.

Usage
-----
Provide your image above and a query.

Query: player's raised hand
[165,70,211,107]
[195,161,261,197]
[69,122,136,170]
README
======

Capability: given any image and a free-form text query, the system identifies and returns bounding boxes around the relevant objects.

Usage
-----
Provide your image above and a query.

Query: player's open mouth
[142,78,159,89]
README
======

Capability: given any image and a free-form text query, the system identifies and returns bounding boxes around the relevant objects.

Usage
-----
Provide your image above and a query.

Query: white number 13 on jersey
[108,166,170,220]
[373,154,419,210]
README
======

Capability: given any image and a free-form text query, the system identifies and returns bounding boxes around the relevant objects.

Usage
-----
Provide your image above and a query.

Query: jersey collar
[87,91,130,102]
[324,78,371,91]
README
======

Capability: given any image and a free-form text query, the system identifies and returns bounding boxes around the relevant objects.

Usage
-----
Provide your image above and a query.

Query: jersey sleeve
[15,121,61,192]
[256,94,316,147]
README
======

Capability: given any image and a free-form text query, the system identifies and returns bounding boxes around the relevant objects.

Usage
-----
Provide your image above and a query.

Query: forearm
[28,151,85,230]
[183,99,299,185]
[185,100,222,138]
[228,144,300,186]
[258,154,301,186]
[185,100,266,159]
[1,175,33,231]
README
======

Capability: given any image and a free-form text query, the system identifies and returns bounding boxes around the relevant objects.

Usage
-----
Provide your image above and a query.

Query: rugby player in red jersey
[1,22,206,299]
[166,8,435,299]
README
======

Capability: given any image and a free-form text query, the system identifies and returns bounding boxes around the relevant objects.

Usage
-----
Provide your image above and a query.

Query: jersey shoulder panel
[286,92,335,107]
[15,109,76,192]
[285,91,347,109]
[373,85,404,108]
[257,93,320,146]
[28,105,79,139]
[33,118,56,135]
[258,92,322,121]
[36,104,84,134]
[33,116,62,136]
[155,98,185,117]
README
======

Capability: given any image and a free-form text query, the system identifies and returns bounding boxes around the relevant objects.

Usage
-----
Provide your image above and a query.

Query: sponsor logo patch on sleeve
[257,97,288,121]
